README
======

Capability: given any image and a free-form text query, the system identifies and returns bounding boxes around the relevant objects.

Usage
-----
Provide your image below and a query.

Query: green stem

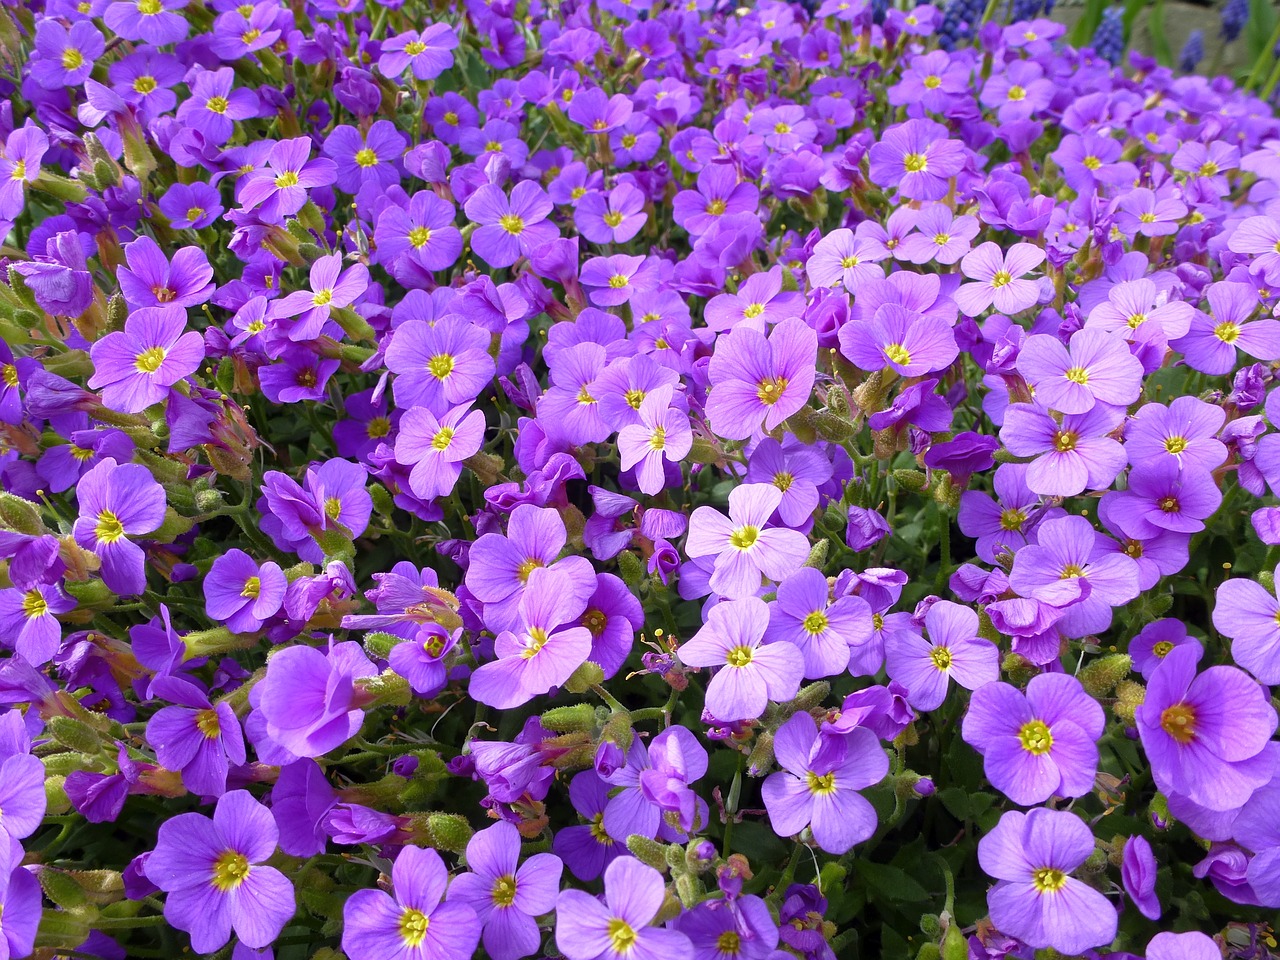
[1245,19,1280,91]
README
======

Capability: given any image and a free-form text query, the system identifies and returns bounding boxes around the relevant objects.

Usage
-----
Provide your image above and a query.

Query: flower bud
[1079,653,1131,697]
[47,716,101,755]
[564,659,605,694]
[540,703,601,734]
[426,813,473,853]
[626,834,669,871]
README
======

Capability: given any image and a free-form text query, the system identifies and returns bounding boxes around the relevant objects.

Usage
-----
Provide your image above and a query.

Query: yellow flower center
[649,427,666,451]
[1139,212,1156,223]
[806,770,838,795]
[923,75,941,89]
[756,376,787,405]
[582,608,607,637]
[608,274,629,289]
[999,508,1025,532]
[521,627,550,659]
[1082,155,1101,170]
[241,28,261,43]
[577,385,597,406]
[706,199,727,216]
[1032,867,1067,893]
[729,525,759,550]
[426,353,455,380]
[725,645,754,668]
[773,471,794,492]
[325,497,342,520]
[313,289,333,307]
[1060,564,1084,579]
[1,364,18,387]
[590,813,612,844]
[431,427,454,451]
[840,254,860,268]
[603,211,625,228]
[408,226,432,248]
[206,96,230,114]
[1164,436,1187,454]
[135,346,167,374]
[211,851,251,891]
[1159,496,1180,514]
[991,270,1013,288]
[499,214,524,235]
[802,611,828,635]
[355,148,378,168]
[1126,313,1148,329]
[61,48,85,70]
[1064,366,1089,384]
[443,111,459,125]
[241,576,261,599]
[405,40,427,55]
[186,206,206,222]
[1214,322,1241,344]
[21,590,47,619]
[929,646,952,671]
[95,510,126,544]
[1152,640,1174,658]
[196,708,222,739]
[367,416,391,438]
[717,931,743,953]
[1019,719,1053,755]
[609,918,638,954]
[275,171,299,188]
[933,232,950,246]
[903,152,928,172]
[399,907,430,948]
[137,0,162,13]
[884,343,911,366]
[491,874,518,907]
[624,388,646,410]
[1052,430,1077,453]
[516,558,543,583]
[1198,161,1219,177]
[1007,85,1026,101]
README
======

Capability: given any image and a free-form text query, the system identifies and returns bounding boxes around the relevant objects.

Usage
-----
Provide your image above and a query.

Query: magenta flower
[617,386,692,496]
[1008,515,1140,638]
[1016,328,1142,414]
[1213,564,1280,686]
[271,253,370,342]
[88,305,204,413]
[395,403,486,501]
[678,596,804,722]
[1000,402,1126,498]
[469,566,594,710]
[884,600,998,711]
[1136,645,1277,812]
[465,181,558,268]
[704,316,816,441]
[685,483,810,600]
[838,303,958,376]
[978,809,1117,956]
[761,712,888,853]
[867,119,966,200]
[955,242,1045,316]
[555,857,691,960]
[446,821,562,960]
[72,458,166,596]
[342,845,480,960]
[144,790,295,953]
[962,674,1103,805]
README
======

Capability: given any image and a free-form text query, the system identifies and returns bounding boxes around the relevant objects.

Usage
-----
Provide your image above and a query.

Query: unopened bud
[426,813,472,853]
[626,834,668,871]
[1080,653,1131,697]
[746,729,775,777]
[564,660,604,694]
[540,703,599,734]
[47,716,101,755]
[893,469,929,492]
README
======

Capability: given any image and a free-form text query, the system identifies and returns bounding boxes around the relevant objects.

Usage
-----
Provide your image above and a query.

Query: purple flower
[867,119,966,201]
[955,242,1045,316]
[555,857,691,960]
[806,228,887,293]
[177,68,259,145]
[0,580,76,666]
[104,0,188,44]
[766,567,872,679]
[237,138,338,223]
[72,458,166,596]
[271,254,370,342]
[342,845,480,960]
[884,600,998,711]
[962,674,1103,805]
[1213,564,1280,685]
[1016,329,1142,414]
[580,254,654,307]
[468,566,594,710]
[839,303,958,376]
[685,483,810,600]
[117,236,215,310]
[674,896,779,960]
[1121,835,1160,921]
[761,712,888,853]
[1107,461,1222,536]
[1000,402,1126,497]
[87,305,204,413]
[31,20,104,89]
[1173,280,1280,375]
[378,24,459,80]
[0,838,41,960]
[617,386,692,496]
[395,403,486,501]
[1125,397,1226,474]
[145,676,246,797]
[256,642,377,759]
[1136,645,1277,811]
[0,751,45,840]
[678,597,804,722]
[386,315,495,415]
[704,266,805,332]
[465,181,558,269]
[1008,515,1140,638]
[576,183,648,245]
[977,809,1117,955]
[204,549,287,634]
[1145,932,1221,960]
[144,790,295,953]
[705,317,817,441]
[1130,619,1198,679]
[744,439,833,527]
[672,162,759,237]
[446,821,562,960]
[0,126,47,220]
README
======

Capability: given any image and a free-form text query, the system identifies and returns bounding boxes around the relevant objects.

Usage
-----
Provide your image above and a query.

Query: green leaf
[1069,0,1110,48]
[1247,0,1277,66]
[855,860,930,903]
[1148,0,1173,66]
[937,787,970,821]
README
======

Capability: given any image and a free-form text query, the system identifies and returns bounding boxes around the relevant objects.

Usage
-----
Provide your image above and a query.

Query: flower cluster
[1,0,1279,959]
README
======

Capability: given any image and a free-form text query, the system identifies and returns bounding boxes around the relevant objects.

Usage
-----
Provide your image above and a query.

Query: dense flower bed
[2,0,1280,957]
